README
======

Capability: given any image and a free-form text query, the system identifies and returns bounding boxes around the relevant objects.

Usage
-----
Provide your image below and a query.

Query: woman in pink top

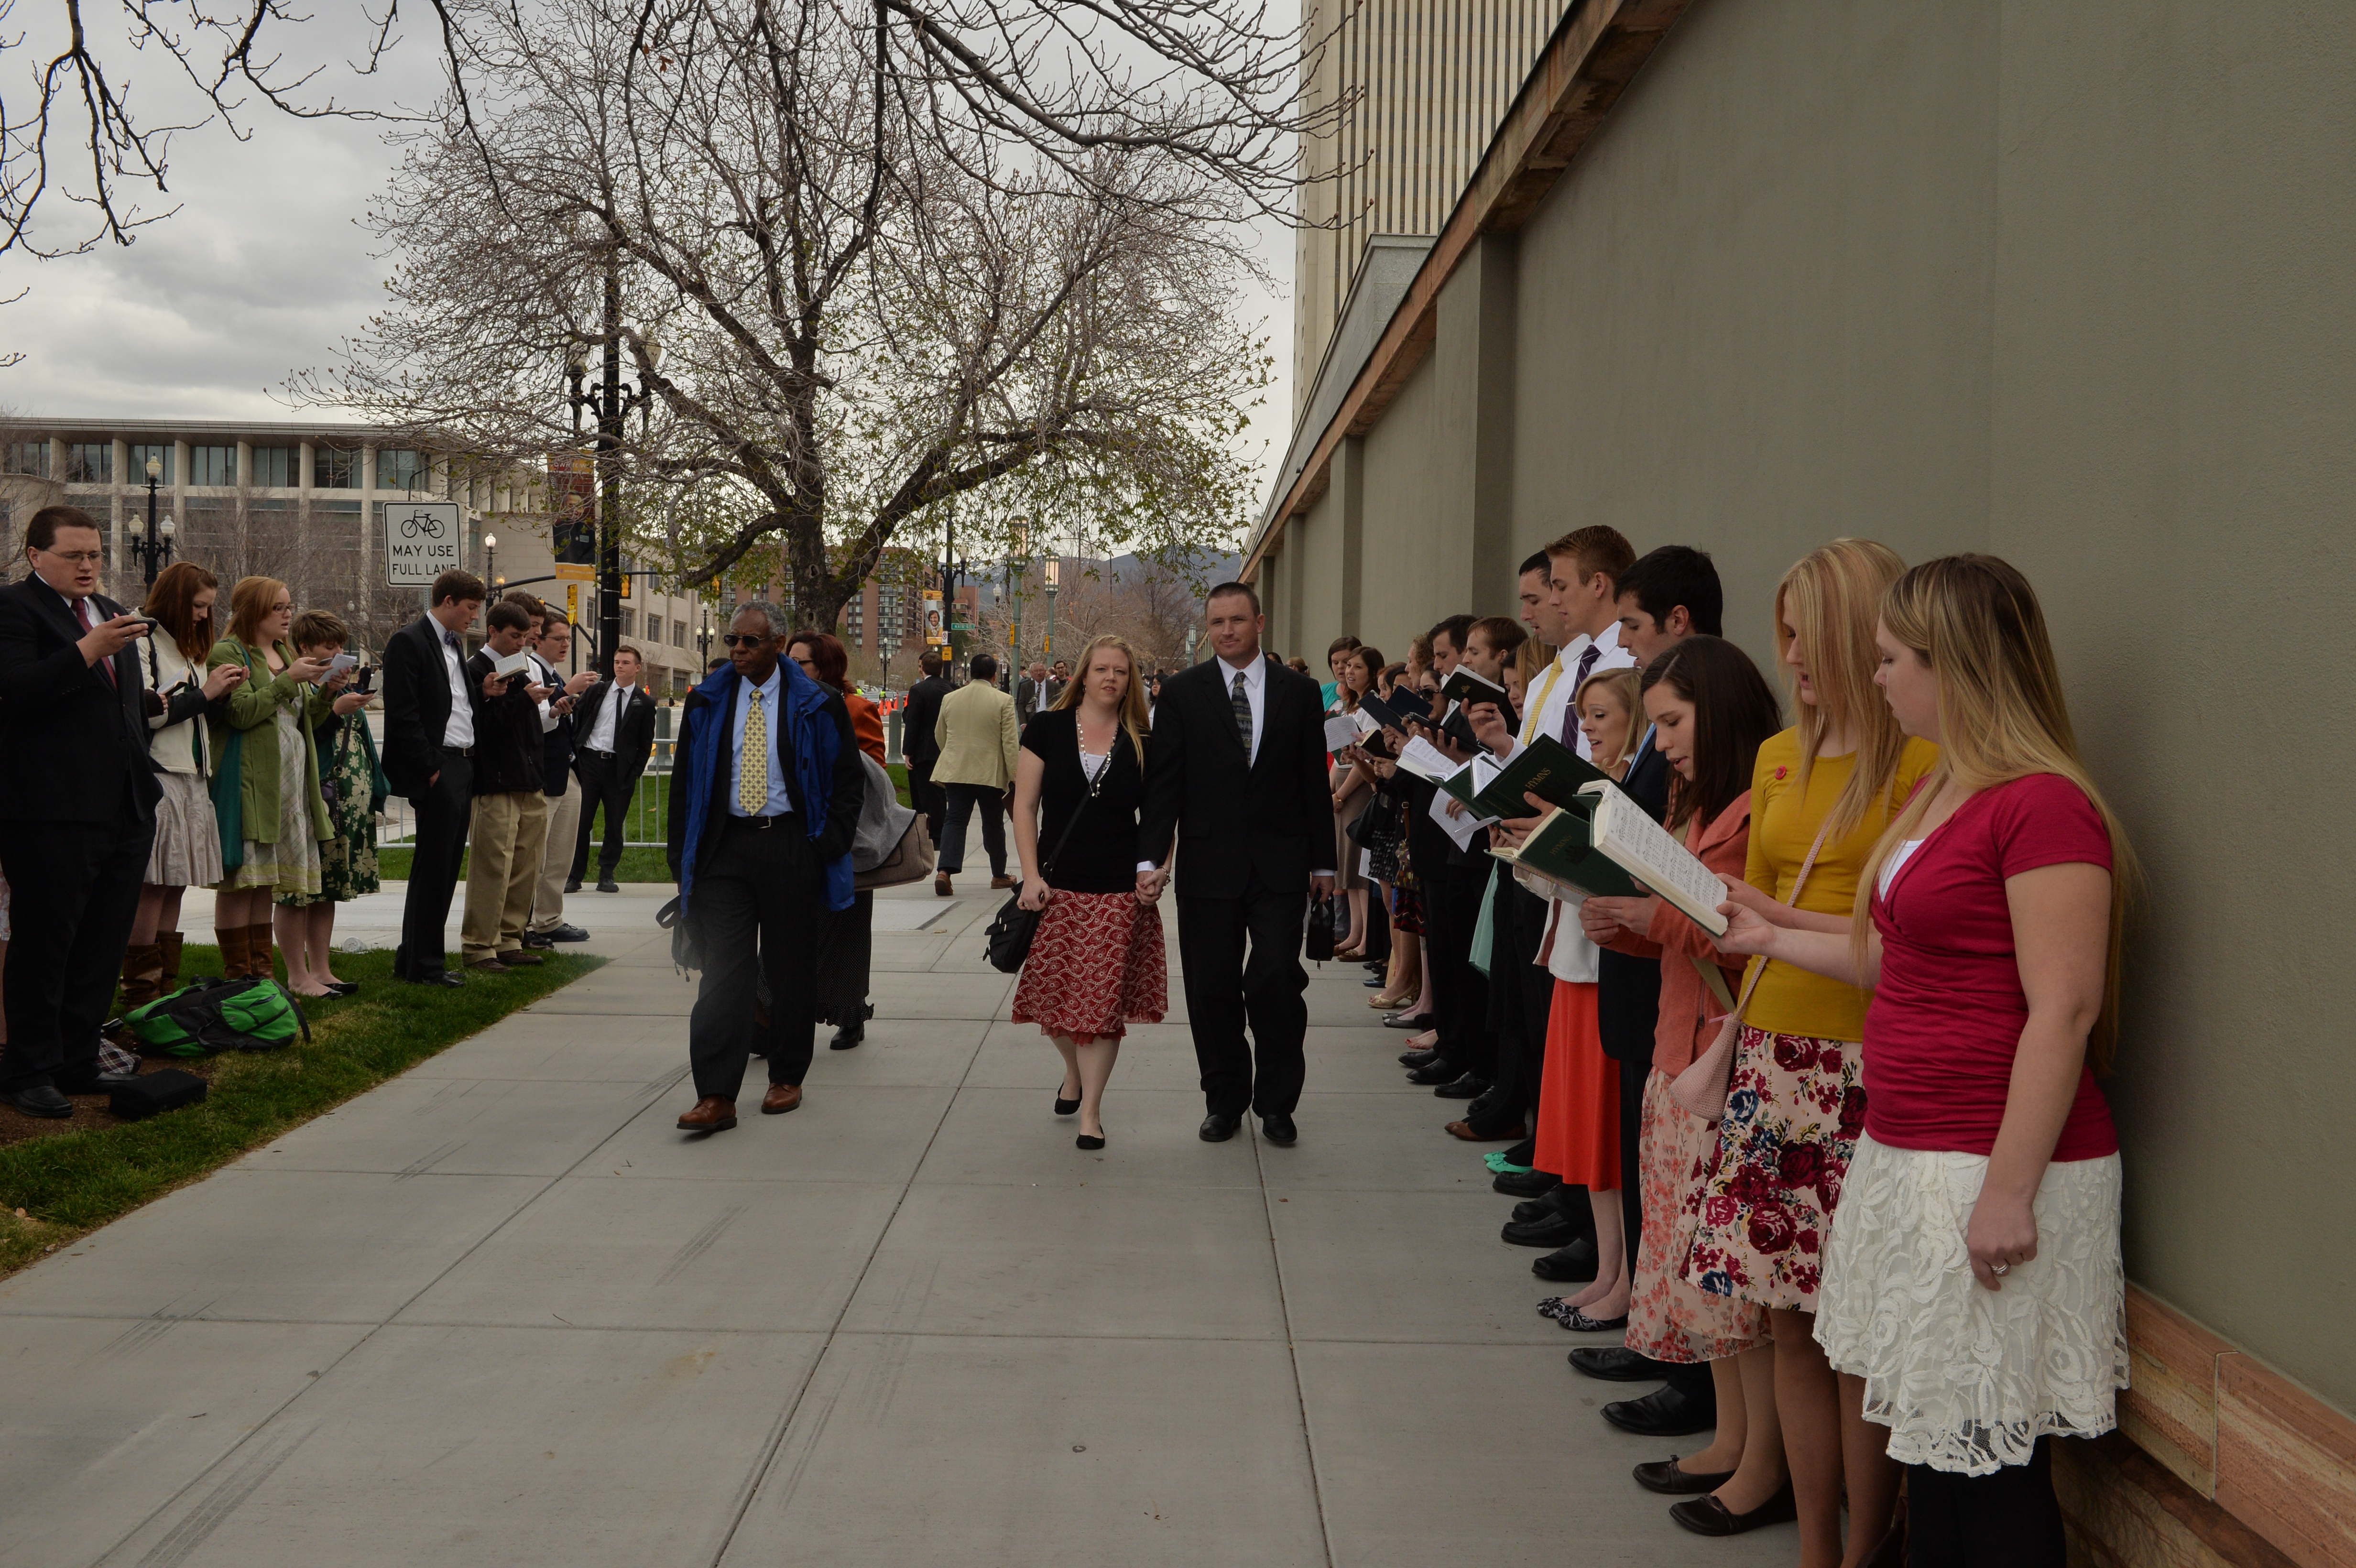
[1718,555,2135,1568]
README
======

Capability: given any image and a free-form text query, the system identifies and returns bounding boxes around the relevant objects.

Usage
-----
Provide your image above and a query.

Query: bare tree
[296,0,1282,631]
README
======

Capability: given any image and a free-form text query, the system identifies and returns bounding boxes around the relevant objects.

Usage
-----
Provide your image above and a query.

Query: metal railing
[379,734,677,848]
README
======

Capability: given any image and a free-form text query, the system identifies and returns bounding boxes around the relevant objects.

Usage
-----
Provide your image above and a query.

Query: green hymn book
[1440,735,1621,820]
[1486,802,1646,899]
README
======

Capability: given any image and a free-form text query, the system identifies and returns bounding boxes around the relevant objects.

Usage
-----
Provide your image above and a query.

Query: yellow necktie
[739,689,771,814]
[1520,660,1566,745]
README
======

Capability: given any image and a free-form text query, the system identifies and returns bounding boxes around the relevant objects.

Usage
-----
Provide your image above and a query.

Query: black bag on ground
[109,1068,208,1122]
[1304,891,1336,965]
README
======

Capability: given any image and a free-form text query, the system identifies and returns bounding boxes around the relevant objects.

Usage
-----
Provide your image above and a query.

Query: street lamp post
[565,264,661,678]
[1042,556,1059,666]
[127,455,175,586]
[483,532,500,592]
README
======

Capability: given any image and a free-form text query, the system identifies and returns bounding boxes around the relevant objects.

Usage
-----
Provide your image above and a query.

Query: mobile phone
[128,613,161,632]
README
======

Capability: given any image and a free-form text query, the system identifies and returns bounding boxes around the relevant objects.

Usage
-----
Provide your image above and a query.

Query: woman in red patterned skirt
[1009,634,1167,1149]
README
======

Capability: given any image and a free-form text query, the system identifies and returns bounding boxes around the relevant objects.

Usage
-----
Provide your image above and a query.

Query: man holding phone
[0,507,160,1116]
[458,599,554,970]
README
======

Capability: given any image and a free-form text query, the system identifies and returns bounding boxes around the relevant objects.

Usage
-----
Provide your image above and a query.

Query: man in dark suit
[1137,582,1333,1145]
[0,506,165,1115]
[1014,661,1048,726]
[568,644,657,893]
[381,567,488,987]
[665,600,864,1132]
[899,650,953,851]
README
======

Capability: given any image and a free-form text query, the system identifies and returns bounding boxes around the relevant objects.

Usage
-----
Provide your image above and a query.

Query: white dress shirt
[437,625,475,750]
[728,663,793,817]
[583,679,623,752]
[530,652,561,732]
[1522,621,1639,982]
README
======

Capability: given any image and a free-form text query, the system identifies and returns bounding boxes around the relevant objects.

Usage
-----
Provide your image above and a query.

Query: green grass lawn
[0,945,600,1277]
[375,765,910,884]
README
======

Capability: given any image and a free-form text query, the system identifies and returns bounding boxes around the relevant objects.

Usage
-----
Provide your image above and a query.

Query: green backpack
[123,977,311,1058]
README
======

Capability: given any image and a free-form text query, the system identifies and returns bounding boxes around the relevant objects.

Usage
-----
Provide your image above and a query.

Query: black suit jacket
[380,613,476,802]
[0,575,161,823]
[901,674,953,767]
[1597,733,1672,1065]
[465,652,546,794]
[1137,654,1331,899]
[572,679,657,780]
[532,653,576,796]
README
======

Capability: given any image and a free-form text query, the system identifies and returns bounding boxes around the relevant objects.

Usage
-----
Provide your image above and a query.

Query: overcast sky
[0,10,1295,515]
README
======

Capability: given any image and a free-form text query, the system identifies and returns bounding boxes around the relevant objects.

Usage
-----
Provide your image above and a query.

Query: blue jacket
[667,659,864,914]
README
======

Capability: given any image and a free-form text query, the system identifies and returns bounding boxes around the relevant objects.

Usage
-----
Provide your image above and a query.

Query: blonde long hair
[1050,633,1152,757]
[1776,539,1911,839]
[1855,555,2139,1071]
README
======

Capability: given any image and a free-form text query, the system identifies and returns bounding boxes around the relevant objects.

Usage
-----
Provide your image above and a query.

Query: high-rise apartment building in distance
[1291,0,1567,409]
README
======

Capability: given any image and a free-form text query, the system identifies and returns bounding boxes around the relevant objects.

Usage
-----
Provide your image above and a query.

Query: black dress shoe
[1404,1058,1458,1086]
[545,924,592,943]
[1634,1456,1737,1495]
[3,1084,75,1118]
[404,971,467,988]
[1199,1113,1241,1142]
[563,878,582,894]
[828,1020,865,1050]
[1501,1211,1589,1248]
[522,930,557,949]
[1669,1486,1797,1536]
[1510,1198,1554,1224]
[1433,1072,1489,1100]
[1603,1384,1720,1438]
[1492,1169,1560,1198]
[1532,1238,1600,1282]
[1398,1046,1441,1068]
[1259,1113,1298,1145]
[596,878,621,893]
[1570,1345,1673,1382]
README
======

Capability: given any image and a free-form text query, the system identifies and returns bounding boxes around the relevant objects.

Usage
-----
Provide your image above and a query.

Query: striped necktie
[1231,670,1253,757]
[1561,643,1602,747]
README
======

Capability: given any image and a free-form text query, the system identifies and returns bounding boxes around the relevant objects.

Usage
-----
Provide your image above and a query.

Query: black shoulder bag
[984,732,1118,974]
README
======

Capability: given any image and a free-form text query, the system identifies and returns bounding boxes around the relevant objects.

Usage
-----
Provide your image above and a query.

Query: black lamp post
[128,454,175,586]
[564,268,661,679]
[484,531,501,592]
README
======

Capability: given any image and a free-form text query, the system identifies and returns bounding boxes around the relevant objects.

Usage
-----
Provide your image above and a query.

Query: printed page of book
[1427,786,1495,850]
[1397,735,1462,783]
[1587,786,1730,935]
[1323,713,1361,752]
[490,650,535,679]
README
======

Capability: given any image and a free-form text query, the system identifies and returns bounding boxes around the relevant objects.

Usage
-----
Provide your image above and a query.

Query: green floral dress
[282,712,385,906]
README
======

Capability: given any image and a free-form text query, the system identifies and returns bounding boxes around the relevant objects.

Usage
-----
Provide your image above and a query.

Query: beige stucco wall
[1263,0,2356,1410]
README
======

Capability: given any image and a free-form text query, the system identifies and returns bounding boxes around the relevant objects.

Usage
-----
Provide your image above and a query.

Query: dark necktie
[1231,670,1253,757]
[76,599,117,688]
[1560,642,1601,746]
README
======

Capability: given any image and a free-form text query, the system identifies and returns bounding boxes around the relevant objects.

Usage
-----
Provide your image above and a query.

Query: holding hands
[1134,866,1169,905]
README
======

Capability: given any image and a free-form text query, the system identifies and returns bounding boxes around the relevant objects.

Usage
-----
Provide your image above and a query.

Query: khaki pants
[461,790,550,961]
[528,774,582,935]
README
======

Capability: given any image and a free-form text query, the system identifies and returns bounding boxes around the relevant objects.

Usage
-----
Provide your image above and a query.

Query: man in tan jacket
[929,653,1019,895]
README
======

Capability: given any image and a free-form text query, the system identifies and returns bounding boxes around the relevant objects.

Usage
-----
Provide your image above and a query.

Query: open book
[1578,781,1730,936]
[1486,804,1644,898]
[487,649,536,681]
[1394,735,1463,784]
[1440,734,1619,820]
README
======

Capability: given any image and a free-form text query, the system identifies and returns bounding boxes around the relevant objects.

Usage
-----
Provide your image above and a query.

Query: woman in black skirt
[1009,633,1167,1150]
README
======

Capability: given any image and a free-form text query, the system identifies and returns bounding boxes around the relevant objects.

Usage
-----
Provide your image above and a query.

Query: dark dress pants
[688,817,821,1100]
[937,782,1007,876]
[1421,857,1486,1077]
[906,756,946,851]
[0,804,153,1093]
[396,750,472,980]
[1907,1437,2065,1568]
[815,888,874,1025]
[1176,864,1309,1120]
[1471,876,1554,1137]
[569,751,636,882]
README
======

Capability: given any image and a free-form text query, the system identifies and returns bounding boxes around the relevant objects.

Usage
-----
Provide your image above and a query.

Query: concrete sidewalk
[0,886,1795,1567]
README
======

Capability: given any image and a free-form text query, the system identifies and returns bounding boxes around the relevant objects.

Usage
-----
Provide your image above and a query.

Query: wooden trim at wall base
[2057,1433,2299,1568]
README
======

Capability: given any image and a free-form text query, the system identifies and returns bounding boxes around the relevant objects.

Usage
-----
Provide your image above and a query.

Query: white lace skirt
[1813,1133,2128,1476]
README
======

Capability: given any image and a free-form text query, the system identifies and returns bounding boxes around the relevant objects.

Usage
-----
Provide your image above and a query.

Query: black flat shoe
[1532,1238,1600,1282]
[1054,1091,1081,1116]
[1075,1131,1106,1150]
[1382,1013,1430,1030]
[324,980,360,997]
[1432,1072,1488,1100]
[1362,974,1386,987]
[1558,1307,1628,1332]
[1404,1058,1458,1086]
[1398,1046,1441,1068]
[1633,1456,1737,1496]
[1668,1486,1797,1536]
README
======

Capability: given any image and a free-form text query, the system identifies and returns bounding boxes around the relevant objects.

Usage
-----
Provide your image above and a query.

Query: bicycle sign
[383,501,464,586]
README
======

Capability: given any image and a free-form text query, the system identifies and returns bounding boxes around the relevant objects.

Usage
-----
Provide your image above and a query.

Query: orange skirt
[1533,980,1620,1190]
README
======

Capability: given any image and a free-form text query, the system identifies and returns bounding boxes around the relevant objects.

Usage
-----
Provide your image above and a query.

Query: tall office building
[1292,0,1567,410]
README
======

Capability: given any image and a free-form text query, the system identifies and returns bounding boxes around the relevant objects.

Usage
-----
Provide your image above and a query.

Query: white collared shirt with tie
[437,624,476,750]
[1137,651,1330,879]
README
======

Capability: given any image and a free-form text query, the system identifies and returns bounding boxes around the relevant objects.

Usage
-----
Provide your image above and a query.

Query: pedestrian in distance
[900,650,953,855]
[1135,582,1334,1146]
[787,629,881,1050]
[0,506,162,1117]
[667,600,865,1133]
[1008,633,1168,1150]
[380,568,487,987]
[568,643,656,893]
[929,651,1020,896]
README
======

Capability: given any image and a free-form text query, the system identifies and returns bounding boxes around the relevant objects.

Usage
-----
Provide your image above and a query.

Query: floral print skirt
[1682,1025,1865,1312]
[1626,1067,1769,1364]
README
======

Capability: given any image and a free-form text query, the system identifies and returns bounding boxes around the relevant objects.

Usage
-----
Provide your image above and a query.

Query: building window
[250,446,295,487]
[4,442,49,477]
[189,445,236,486]
[71,443,119,483]
[620,609,635,638]
[315,447,358,488]
[376,448,427,491]
[672,617,687,648]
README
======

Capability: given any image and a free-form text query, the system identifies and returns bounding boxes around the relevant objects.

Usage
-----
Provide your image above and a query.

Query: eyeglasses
[719,633,769,649]
[37,549,105,566]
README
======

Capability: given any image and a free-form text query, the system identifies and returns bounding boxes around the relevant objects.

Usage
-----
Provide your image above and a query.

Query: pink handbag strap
[1723,814,1834,1028]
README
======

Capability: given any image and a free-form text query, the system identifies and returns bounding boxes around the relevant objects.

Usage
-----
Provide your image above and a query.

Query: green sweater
[207,638,335,845]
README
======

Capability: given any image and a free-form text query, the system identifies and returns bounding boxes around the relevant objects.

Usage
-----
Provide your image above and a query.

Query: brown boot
[156,931,185,996]
[117,942,165,1013]
[248,923,279,982]
[216,925,251,980]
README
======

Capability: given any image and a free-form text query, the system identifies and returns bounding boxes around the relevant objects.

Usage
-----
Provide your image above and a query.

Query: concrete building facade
[1251,3,2356,1562]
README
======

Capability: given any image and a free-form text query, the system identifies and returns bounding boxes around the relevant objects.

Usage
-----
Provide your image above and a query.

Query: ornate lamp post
[564,275,662,676]
[1042,556,1059,665]
[128,454,175,586]
[483,531,501,591]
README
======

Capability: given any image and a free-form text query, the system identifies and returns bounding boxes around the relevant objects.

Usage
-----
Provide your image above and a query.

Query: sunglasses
[720,632,770,649]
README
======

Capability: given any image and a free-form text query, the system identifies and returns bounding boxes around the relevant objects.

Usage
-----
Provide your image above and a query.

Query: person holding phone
[458,600,555,971]
[207,577,338,982]
[274,610,385,998]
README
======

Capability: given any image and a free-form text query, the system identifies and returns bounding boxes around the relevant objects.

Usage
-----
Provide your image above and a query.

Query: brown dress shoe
[761,1084,803,1115]
[1444,1119,1528,1142]
[989,875,1014,890]
[497,950,545,966]
[934,873,953,896]
[676,1096,738,1132]
[465,957,511,973]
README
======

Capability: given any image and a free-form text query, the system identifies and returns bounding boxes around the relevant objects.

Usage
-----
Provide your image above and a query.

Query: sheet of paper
[1323,713,1361,752]
[312,650,359,686]
[1396,735,1462,783]
[1352,708,1382,736]
[1427,784,1495,850]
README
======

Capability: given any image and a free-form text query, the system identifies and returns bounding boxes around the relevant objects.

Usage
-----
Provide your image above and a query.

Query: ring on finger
[1992,1262,2010,1276]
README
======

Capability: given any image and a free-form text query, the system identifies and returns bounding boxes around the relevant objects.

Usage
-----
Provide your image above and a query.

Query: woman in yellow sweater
[1683,540,1937,1561]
